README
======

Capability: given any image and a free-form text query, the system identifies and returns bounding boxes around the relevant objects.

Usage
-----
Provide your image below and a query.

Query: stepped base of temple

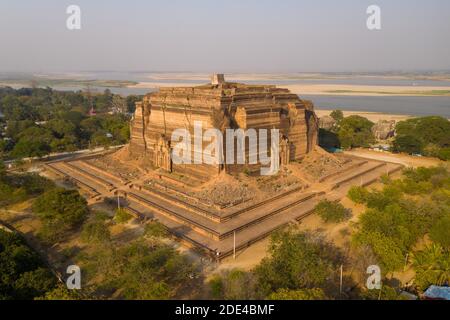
[44,148,403,261]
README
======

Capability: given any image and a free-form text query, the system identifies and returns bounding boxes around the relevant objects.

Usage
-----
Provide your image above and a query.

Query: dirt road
[344,149,443,168]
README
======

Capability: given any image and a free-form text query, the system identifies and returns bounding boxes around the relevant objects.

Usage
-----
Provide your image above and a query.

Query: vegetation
[349,166,450,292]
[412,244,450,291]
[114,208,133,224]
[0,160,55,206]
[210,228,346,300]
[319,111,375,150]
[338,116,375,149]
[314,200,351,223]
[144,221,169,239]
[33,188,89,242]
[0,87,138,160]
[81,220,111,244]
[319,112,449,161]
[267,288,327,300]
[77,239,198,299]
[393,116,450,160]
[330,110,344,123]
[0,229,57,299]
[429,213,450,248]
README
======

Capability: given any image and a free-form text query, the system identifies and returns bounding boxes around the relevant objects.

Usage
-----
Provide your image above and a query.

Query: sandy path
[344,149,444,168]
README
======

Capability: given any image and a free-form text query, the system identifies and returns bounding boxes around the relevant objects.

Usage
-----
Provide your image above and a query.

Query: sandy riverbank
[284,84,450,96]
[315,110,414,122]
[128,82,450,97]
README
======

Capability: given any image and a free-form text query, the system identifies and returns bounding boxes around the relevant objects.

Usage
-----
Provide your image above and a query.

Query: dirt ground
[344,149,444,168]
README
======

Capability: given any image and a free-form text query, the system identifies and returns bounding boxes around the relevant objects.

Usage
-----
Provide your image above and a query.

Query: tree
[360,285,406,300]
[14,268,57,300]
[267,288,327,300]
[81,221,111,244]
[77,240,197,300]
[11,126,53,158]
[126,95,141,113]
[330,110,344,123]
[114,208,132,224]
[36,283,84,300]
[393,116,450,158]
[430,214,450,248]
[254,229,343,297]
[144,221,168,239]
[0,230,57,300]
[33,188,88,242]
[412,244,450,291]
[353,230,405,273]
[209,269,257,300]
[392,135,423,155]
[314,200,351,223]
[347,186,369,204]
[338,116,375,149]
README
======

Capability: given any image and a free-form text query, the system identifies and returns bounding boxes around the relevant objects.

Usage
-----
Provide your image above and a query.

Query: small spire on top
[211,73,225,85]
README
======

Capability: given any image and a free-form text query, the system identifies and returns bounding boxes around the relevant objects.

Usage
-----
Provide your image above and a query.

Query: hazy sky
[1,0,449,73]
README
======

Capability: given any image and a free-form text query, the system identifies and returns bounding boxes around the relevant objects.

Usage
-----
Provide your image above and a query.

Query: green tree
[330,110,344,122]
[144,221,168,239]
[338,116,375,149]
[11,126,53,158]
[81,221,111,244]
[347,186,369,204]
[360,285,406,300]
[254,229,343,297]
[114,208,132,224]
[353,231,405,273]
[0,229,57,299]
[412,244,450,291]
[392,135,423,155]
[33,188,88,242]
[267,288,327,300]
[314,200,351,223]
[430,214,450,248]
[77,240,197,300]
[393,116,450,158]
[14,268,57,300]
[209,269,257,300]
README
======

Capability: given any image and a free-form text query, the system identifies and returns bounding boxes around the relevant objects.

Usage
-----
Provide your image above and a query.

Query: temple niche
[128,74,319,181]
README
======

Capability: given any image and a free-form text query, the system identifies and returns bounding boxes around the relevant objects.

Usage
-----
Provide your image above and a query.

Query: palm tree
[412,244,450,290]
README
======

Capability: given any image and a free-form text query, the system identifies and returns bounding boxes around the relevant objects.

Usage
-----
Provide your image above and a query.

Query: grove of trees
[393,116,450,160]
[319,111,376,150]
[0,87,140,160]
[349,166,450,292]
[209,228,347,300]
[32,188,89,243]
[0,229,57,299]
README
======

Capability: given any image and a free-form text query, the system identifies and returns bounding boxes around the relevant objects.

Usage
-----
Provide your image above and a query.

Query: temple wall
[128,82,319,180]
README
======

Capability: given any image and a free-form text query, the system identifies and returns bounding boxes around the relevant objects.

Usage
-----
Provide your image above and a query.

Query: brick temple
[45,75,403,261]
[128,74,319,181]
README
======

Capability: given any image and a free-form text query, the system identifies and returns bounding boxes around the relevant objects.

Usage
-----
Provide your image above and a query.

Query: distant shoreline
[315,110,415,122]
[127,82,450,97]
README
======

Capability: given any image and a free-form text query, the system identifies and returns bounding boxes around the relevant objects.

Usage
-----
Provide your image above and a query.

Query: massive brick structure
[45,75,403,261]
[129,74,318,181]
